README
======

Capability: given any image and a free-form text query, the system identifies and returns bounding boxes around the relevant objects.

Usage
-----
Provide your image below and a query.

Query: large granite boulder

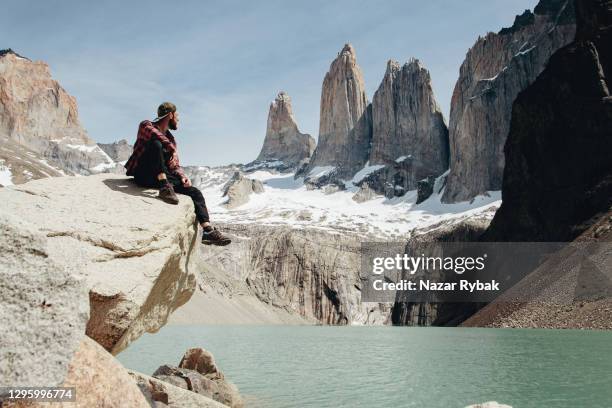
[254,91,315,170]
[442,0,576,202]
[145,347,242,407]
[2,337,151,408]
[352,182,378,203]
[306,44,372,179]
[354,153,430,199]
[0,174,198,354]
[0,212,88,389]
[179,348,222,378]
[0,49,114,175]
[51,337,150,408]
[483,0,612,242]
[416,175,437,204]
[369,59,448,187]
[222,171,264,208]
[129,370,227,408]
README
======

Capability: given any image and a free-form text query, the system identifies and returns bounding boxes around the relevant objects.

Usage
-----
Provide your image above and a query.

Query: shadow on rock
[102,177,159,199]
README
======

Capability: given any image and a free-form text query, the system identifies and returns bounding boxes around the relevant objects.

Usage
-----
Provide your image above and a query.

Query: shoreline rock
[131,347,243,408]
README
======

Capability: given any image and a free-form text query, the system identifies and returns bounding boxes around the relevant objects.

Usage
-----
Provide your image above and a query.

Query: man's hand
[169,152,180,168]
[182,177,192,188]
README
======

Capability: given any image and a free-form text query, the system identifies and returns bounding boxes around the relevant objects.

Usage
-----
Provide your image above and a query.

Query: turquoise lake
[117,326,612,408]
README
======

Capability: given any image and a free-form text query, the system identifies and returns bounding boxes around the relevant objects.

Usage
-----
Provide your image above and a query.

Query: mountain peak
[0,48,29,60]
[274,91,291,105]
[255,91,315,168]
[385,60,401,75]
[404,57,423,71]
[306,42,370,177]
[340,43,356,58]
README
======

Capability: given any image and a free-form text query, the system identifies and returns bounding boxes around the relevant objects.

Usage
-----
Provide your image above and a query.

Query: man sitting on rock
[125,102,231,246]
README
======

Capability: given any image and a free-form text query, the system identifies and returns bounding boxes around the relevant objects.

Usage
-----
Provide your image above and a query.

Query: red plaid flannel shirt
[125,120,187,181]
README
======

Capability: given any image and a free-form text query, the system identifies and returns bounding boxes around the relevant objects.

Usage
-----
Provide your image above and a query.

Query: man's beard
[169,119,178,130]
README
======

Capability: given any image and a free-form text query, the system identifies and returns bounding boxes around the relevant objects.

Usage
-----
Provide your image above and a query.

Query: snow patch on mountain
[352,163,385,183]
[189,166,501,239]
[0,161,13,186]
[308,166,335,178]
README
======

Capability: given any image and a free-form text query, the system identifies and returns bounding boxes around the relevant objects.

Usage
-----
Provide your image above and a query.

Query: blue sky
[2,0,536,166]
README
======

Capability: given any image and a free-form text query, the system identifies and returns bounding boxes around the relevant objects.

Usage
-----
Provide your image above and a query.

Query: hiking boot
[202,227,231,246]
[158,183,179,205]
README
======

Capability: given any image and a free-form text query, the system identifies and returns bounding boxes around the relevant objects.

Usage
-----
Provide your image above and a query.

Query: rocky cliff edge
[0,174,199,355]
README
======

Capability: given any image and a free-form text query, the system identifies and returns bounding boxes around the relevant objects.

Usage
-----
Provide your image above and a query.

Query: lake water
[118,326,612,408]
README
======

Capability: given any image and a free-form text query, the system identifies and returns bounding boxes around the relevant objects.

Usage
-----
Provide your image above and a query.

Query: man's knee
[184,186,204,201]
[191,186,204,200]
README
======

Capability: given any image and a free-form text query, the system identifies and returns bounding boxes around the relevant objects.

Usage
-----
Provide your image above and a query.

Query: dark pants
[133,139,210,224]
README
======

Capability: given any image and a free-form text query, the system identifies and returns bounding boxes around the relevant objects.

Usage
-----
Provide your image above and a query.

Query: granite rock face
[483,0,612,242]
[0,49,114,175]
[0,174,198,354]
[391,218,491,326]
[254,92,315,170]
[97,139,133,163]
[0,212,88,388]
[370,59,448,181]
[183,165,241,190]
[208,223,390,325]
[356,57,449,198]
[306,44,372,179]
[306,51,449,195]
[0,136,65,185]
[443,0,576,202]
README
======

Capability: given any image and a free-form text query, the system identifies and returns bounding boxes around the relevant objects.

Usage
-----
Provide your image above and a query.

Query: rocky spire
[306,44,372,178]
[255,91,315,168]
[442,0,576,203]
[370,58,448,181]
